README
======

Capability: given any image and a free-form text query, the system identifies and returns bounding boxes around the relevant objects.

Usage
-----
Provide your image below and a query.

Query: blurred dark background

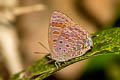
[0,0,120,80]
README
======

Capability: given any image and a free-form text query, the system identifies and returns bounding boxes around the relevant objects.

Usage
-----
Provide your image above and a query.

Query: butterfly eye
[90,46,93,48]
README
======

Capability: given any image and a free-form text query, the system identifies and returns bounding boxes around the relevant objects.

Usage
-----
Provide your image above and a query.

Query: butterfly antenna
[34,52,46,54]
[38,41,50,53]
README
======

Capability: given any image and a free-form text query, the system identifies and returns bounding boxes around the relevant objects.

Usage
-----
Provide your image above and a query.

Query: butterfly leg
[55,61,59,69]
[63,61,67,64]
[55,61,62,69]
[57,62,62,67]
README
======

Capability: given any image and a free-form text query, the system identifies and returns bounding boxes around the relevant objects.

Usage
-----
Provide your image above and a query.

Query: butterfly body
[48,11,93,62]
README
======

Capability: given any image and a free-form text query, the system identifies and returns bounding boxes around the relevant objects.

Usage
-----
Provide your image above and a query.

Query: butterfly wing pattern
[48,11,93,62]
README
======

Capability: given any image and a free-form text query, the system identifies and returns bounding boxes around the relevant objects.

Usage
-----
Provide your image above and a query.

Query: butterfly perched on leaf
[48,11,93,63]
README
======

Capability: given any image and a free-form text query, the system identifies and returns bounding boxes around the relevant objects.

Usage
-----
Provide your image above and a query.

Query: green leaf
[9,27,120,80]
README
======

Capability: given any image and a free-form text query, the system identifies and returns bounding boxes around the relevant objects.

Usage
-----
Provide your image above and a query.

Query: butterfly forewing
[48,11,75,57]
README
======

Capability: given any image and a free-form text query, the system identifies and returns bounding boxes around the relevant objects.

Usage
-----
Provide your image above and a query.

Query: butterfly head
[87,35,93,48]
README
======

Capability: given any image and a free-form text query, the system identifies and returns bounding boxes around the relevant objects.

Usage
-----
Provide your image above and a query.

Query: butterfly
[48,11,93,64]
